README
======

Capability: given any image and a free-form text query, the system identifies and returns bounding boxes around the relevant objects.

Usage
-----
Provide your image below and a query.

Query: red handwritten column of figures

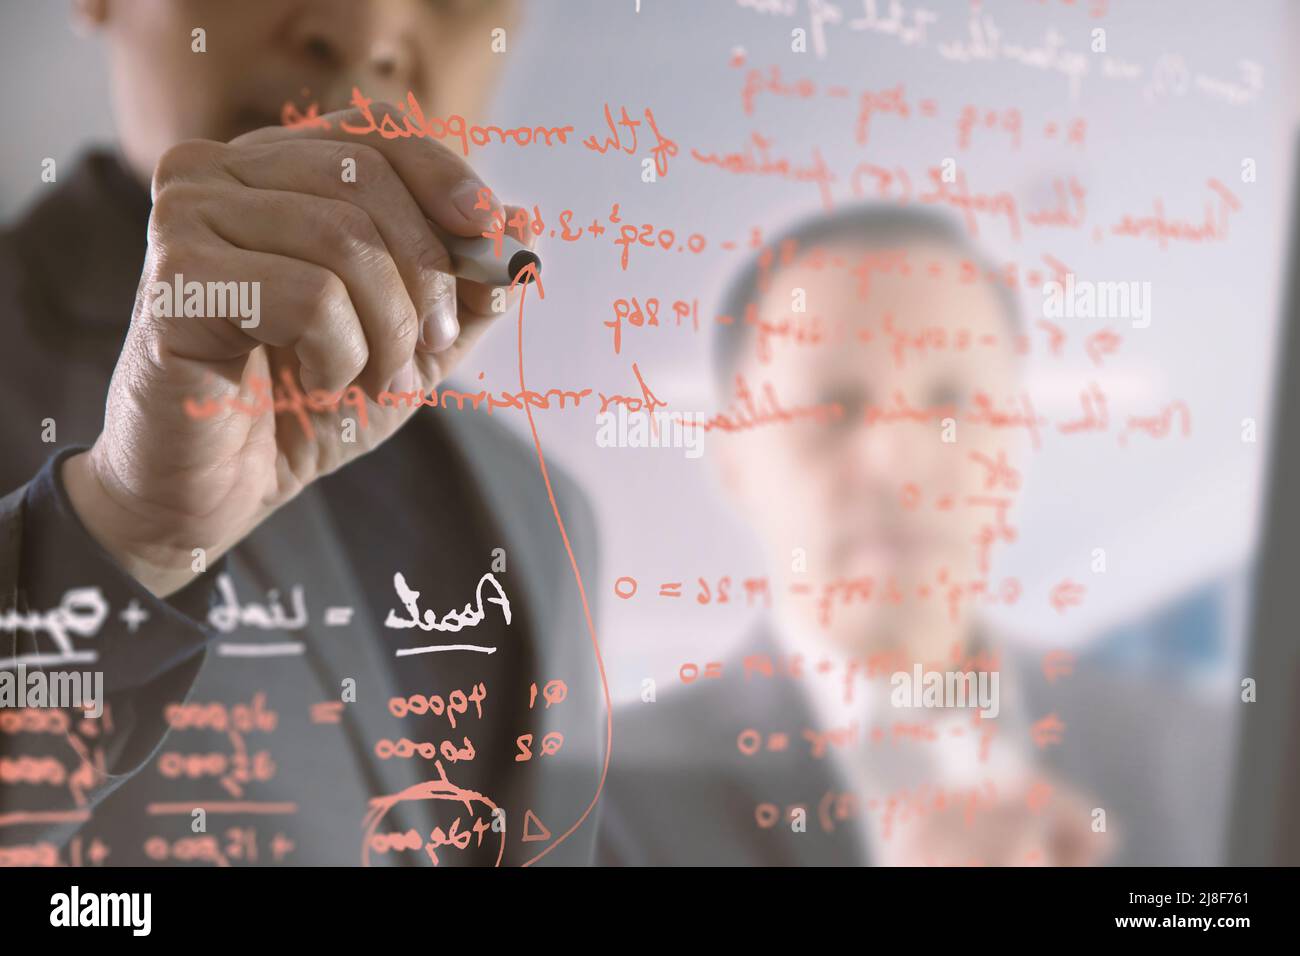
[142,694,296,867]
[0,706,109,866]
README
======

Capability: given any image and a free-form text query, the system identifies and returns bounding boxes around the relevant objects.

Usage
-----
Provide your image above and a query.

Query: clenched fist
[64,103,534,597]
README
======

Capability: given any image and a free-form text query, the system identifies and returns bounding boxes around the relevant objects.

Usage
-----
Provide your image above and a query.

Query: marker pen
[428,220,541,287]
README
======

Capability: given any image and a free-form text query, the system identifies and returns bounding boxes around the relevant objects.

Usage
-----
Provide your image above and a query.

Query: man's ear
[71,0,108,34]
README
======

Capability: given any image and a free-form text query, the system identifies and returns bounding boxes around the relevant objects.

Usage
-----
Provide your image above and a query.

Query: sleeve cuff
[13,446,223,695]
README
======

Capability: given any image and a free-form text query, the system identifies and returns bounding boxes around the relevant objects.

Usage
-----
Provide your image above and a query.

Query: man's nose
[854,421,907,477]
[822,425,908,514]
[841,417,931,490]
[284,0,419,102]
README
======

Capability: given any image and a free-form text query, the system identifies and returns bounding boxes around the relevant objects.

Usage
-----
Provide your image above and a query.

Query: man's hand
[64,103,533,597]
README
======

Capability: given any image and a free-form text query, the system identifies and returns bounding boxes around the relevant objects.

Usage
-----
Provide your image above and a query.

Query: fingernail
[451,179,496,227]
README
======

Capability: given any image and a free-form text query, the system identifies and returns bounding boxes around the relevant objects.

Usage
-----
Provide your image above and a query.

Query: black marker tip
[508,249,541,284]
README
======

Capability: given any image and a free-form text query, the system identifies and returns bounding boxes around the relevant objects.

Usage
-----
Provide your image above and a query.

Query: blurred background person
[597,204,1226,865]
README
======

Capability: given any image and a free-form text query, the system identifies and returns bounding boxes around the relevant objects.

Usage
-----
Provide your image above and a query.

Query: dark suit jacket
[0,151,603,866]
[595,626,1232,866]
[596,630,868,866]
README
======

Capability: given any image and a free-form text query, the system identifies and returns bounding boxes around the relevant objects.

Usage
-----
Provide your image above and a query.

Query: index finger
[231,99,505,238]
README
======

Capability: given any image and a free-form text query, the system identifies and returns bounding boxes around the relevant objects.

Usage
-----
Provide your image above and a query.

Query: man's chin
[819,607,896,657]
[822,606,956,663]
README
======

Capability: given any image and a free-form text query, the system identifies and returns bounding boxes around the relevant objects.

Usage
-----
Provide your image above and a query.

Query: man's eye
[811,387,871,437]
[819,386,870,414]
[927,382,965,409]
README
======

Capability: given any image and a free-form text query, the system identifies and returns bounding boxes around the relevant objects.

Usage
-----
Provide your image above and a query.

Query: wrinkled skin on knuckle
[332,203,388,266]
[151,140,224,197]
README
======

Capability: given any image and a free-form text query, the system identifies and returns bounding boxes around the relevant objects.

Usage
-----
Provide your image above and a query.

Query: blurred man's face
[81,0,515,181]
[717,240,1022,661]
